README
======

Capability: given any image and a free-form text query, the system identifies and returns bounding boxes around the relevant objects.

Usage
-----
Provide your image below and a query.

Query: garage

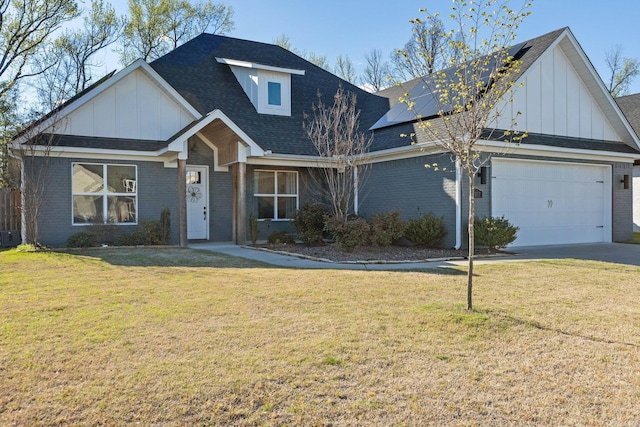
[491,158,612,246]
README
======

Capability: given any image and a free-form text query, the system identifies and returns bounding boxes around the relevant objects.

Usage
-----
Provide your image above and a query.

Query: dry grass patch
[1,248,639,425]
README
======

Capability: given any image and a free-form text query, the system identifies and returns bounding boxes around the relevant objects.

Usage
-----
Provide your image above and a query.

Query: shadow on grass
[59,247,274,269]
[487,310,639,348]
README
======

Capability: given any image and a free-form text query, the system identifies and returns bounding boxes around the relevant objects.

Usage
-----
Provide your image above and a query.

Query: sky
[105,0,640,94]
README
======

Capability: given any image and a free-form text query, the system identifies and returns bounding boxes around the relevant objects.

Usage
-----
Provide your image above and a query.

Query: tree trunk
[467,172,475,311]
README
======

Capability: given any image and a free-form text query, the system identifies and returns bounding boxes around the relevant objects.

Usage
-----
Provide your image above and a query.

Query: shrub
[293,202,329,245]
[159,208,171,244]
[249,213,259,245]
[404,213,447,247]
[87,224,121,245]
[67,231,99,248]
[369,211,405,247]
[114,230,146,246]
[474,216,519,251]
[267,231,296,244]
[325,217,370,252]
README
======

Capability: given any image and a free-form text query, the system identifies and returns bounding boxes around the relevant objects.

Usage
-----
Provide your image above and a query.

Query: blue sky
[106,0,640,93]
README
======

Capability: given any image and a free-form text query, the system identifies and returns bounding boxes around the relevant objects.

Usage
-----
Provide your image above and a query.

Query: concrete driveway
[192,242,640,270]
[505,243,640,267]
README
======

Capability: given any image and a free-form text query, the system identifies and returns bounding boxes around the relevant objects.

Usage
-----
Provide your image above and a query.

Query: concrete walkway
[189,242,640,270]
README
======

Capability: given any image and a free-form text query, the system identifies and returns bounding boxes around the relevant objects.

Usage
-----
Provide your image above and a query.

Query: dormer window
[259,71,289,115]
[268,82,282,106]
[217,57,305,117]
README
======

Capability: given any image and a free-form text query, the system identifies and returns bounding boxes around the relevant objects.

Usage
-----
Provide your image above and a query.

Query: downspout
[20,159,26,244]
[353,164,359,216]
[454,157,462,249]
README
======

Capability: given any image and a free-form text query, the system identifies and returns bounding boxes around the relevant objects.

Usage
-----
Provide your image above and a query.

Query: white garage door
[491,159,611,246]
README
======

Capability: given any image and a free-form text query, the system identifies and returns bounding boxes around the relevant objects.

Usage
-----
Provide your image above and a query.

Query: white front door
[186,165,209,240]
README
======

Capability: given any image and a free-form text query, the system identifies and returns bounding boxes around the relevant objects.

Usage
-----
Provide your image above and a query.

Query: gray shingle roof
[28,134,167,151]
[616,93,640,136]
[150,34,391,156]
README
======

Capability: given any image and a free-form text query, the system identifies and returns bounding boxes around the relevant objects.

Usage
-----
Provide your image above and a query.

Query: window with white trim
[258,71,291,116]
[72,163,137,225]
[254,170,298,220]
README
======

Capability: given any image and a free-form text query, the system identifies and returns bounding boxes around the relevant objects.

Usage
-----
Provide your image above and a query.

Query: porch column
[177,158,188,247]
[231,161,247,245]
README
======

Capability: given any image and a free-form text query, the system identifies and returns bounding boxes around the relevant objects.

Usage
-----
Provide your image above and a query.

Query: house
[10,27,640,248]
[614,93,640,232]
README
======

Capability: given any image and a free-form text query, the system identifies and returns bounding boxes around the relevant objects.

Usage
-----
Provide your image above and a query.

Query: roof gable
[493,28,640,150]
[13,60,202,146]
[59,60,200,141]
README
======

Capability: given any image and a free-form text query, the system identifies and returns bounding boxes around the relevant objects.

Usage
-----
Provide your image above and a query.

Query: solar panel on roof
[370,42,526,130]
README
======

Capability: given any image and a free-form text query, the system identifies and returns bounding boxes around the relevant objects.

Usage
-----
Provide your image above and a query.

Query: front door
[186,165,209,240]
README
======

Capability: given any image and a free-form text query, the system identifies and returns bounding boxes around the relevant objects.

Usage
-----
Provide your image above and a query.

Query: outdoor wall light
[477,166,488,184]
[621,174,630,190]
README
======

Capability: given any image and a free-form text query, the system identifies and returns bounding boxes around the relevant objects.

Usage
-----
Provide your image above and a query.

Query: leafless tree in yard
[304,86,372,222]
[399,0,532,310]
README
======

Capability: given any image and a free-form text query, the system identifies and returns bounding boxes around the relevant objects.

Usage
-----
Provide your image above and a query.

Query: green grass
[1,248,639,425]
[628,232,640,244]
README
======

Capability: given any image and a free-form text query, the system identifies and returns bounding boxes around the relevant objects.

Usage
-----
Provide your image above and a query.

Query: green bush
[293,202,329,245]
[325,217,370,252]
[159,208,171,244]
[474,216,519,251]
[369,211,406,247]
[87,224,121,245]
[114,230,146,246]
[249,213,259,245]
[267,231,296,244]
[404,213,447,247]
[67,231,99,248]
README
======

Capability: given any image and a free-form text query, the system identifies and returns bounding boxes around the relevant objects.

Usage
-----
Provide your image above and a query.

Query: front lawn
[1,248,639,425]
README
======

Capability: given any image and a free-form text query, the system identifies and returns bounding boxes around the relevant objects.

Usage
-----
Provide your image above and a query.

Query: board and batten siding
[494,44,619,141]
[59,69,194,141]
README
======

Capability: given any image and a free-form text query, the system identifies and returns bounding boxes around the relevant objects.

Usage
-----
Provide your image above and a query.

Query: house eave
[477,140,639,163]
[216,57,306,75]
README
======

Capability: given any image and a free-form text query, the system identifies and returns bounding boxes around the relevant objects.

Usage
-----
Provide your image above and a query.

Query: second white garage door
[491,158,611,246]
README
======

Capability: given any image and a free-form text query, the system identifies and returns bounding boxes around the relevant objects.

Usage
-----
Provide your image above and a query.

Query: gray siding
[612,162,634,241]
[27,157,179,247]
[360,153,458,248]
[245,165,317,242]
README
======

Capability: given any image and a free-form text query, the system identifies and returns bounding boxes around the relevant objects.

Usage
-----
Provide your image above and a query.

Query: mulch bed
[254,243,470,263]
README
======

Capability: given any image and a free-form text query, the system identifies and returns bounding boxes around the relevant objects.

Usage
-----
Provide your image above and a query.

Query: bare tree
[10,112,67,246]
[304,86,372,222]
[31,0,122,110]
[0,0,79,98]
[400,0,532,310]
[119,0,234,64]
[334,54,358,84]
[391,17,450,81]
[273,33,292,50]
[605,45,640,97]
[363,49,392,92]
[273,33,331,71]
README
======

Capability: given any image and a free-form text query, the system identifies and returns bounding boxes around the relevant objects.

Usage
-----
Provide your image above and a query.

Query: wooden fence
[0,188,20,231]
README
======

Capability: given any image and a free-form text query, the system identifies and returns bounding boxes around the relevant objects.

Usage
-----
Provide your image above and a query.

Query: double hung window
[254,170,298,220]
